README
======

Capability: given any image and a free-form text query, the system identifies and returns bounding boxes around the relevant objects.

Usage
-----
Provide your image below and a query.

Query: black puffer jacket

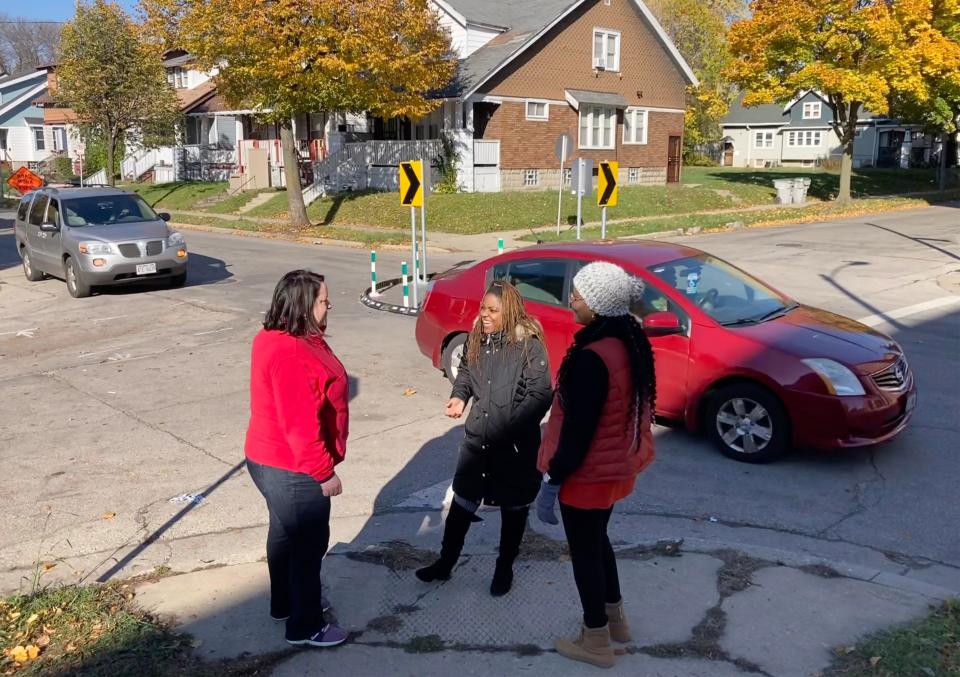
[449,327,552,506]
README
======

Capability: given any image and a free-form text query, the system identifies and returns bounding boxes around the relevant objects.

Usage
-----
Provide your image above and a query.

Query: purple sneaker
[286,622,349,647]
[271,595,332,621]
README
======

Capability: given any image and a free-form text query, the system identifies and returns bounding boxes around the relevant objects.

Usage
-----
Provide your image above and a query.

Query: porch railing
[473,139,500,166]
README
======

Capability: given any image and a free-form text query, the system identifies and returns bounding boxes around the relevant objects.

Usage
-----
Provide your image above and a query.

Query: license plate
[905,391,917,415]
[136,263,157,276]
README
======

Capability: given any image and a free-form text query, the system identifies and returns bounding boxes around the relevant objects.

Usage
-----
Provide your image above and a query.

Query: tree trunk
[280,119,309,228]
[106,133,116,187]
[837,141,853,203]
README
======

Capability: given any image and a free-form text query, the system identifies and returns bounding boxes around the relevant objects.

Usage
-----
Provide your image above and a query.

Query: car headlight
[167,232,186,247]
[802,358,866,396]
[78,241,116,255]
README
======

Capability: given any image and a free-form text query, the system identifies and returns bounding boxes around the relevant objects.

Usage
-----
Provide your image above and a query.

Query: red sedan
[415,241,916,462]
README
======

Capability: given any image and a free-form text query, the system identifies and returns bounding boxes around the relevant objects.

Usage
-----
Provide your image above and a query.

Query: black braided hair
[557,315,657,424]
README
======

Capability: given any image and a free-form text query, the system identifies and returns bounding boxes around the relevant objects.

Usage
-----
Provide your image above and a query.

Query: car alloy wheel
[22,250,44,281]
[705,383,789,462]
[65,257,92,298]
[715,397,773,455]
[441,334,467,385]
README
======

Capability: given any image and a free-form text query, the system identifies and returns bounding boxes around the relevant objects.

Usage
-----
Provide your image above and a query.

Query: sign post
[570,158,593,240]
[399,160,424,307]
[419,156,430,284]
[597,161,618,239]
[554,133,571,235]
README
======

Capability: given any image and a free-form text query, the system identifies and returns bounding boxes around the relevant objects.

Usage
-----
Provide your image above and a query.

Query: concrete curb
[359,274,438,317]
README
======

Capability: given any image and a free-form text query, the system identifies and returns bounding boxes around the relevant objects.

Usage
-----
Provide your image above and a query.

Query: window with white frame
[524,169,540,187]
[628,167,640,184]
[787,130,822,147]
[579,105,615,149]
[802,102,822,119]
[52,127,67,152]
[754,131,773,148]
[167,67,188,89]
[525,100,548,120]
[592,29,620,71]
[563,168,572,187]
[623,108,648,144]
[32,126,45,151]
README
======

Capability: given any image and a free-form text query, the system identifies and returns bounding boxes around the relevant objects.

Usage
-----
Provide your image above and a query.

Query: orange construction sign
[7,166,44,194]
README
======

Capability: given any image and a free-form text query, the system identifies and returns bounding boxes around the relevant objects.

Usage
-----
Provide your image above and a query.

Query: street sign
[7,166,43,194]
[554,133,572,161]
[598,161,618,207]
[399,160,424,207]
[570,158,593,197]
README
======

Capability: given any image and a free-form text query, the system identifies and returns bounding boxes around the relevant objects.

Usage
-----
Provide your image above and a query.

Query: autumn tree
[648,0,747,156]
[888,0,960,189]
[143,0,455,228]
[56,0,181,186]
[726,0,913,202]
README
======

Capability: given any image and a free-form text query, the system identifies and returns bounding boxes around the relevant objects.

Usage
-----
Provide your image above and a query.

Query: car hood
[67,221,170,242]
[731,305,900,367]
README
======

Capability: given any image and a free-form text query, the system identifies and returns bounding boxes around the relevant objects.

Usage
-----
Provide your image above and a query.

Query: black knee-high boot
[416,501,475,582]
[490,506,528,596]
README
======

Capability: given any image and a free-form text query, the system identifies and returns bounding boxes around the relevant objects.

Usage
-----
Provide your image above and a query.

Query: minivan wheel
[704,383,789,463]
[65,257,92,298]
[168,272,187,288]
[441,333,467,385]
[21,249,45,281]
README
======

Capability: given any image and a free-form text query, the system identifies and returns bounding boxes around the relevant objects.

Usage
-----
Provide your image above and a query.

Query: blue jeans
[247,459,331,640]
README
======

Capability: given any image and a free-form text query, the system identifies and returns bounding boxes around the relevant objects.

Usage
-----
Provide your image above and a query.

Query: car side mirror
[159,212,171,222]
[643,311,683,337]
[40,222,59,232]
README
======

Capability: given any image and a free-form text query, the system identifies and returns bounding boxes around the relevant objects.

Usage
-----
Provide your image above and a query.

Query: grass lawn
[168,212,408,246]
[125,181,229,211]
[824,600,959,676]
[0,582,191,676]
[522,191,960,243]
[204,188,283,215]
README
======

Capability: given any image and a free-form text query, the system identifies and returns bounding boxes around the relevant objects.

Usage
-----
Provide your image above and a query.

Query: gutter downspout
[746,124,751,168]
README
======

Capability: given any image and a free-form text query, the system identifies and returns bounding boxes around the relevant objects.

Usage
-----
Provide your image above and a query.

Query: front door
[667,136,682,182]
[723,142,734,166]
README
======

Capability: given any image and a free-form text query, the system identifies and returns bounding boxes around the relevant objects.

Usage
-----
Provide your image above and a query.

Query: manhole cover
[937,270,960,295]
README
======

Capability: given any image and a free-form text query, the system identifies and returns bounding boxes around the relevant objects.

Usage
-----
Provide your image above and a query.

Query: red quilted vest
[538,337,655,486]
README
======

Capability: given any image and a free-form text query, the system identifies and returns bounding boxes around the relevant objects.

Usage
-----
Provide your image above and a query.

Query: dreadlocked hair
[465,280,544,365]
[556,314,657,425]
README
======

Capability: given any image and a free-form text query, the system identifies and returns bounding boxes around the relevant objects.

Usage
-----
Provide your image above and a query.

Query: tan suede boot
[555,624,615,668]
[605,600,632,643]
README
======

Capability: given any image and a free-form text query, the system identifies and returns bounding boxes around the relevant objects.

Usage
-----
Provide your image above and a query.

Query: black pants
[560,503,622,629]
[247,459,331,640]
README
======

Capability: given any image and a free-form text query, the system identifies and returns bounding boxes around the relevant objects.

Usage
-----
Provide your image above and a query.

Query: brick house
[428,0,698,192]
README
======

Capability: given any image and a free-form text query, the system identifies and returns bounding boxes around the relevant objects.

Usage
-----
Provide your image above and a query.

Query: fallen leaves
[402,388,417,397]
[101,512,117,520]
[4,644,41,663]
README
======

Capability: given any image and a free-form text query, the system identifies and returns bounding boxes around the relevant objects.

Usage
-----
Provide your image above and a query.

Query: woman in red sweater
[536,261,657,668]
[245,270,349,648]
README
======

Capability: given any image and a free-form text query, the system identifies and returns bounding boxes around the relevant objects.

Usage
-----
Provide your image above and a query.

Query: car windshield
[648,255,794,326]
[61,195,159,227]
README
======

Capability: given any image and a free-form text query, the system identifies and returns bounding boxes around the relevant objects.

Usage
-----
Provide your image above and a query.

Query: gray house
[719,91,936,169]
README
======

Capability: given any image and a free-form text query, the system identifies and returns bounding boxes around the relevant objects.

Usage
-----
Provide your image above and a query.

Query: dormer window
[802,102,821,119]
[167,67,187,89]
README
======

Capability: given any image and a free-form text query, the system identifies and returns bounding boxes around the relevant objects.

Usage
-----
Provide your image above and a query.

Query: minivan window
[16,195,32,222]
[46,199,61,227]
[28,195,49,227]
[61,195,160,227]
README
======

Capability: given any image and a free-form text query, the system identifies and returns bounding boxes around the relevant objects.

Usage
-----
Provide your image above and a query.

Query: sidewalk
[135,508,954,677]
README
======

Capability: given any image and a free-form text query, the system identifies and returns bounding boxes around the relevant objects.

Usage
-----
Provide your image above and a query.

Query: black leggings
[560,503,622,629]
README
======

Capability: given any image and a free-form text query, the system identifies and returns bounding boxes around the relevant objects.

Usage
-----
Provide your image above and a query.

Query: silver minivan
[13,186,188,298]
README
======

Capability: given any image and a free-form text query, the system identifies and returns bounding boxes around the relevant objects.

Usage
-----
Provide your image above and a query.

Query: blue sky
[12,0,140,22]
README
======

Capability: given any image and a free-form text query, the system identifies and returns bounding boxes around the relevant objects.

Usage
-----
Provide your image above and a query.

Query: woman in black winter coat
[416,280,553,596]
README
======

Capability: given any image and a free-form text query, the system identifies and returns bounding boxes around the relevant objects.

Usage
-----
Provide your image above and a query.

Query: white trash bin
[773,178,794,204]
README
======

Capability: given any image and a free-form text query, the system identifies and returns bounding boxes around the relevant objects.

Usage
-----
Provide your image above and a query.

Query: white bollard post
[370,250,380,296]
[401,261,410,308]
[498,238,504,255]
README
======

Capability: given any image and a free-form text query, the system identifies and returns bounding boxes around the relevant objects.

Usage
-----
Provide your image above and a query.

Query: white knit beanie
[573,261,644,317]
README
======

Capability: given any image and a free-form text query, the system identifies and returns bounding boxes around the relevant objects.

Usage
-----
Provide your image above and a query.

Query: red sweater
[244,329,349,482]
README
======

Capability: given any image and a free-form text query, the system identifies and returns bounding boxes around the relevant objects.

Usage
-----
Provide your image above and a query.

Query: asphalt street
[1,204,958,594]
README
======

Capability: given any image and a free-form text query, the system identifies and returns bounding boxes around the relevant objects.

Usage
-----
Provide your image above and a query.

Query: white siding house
[0,70,53,169]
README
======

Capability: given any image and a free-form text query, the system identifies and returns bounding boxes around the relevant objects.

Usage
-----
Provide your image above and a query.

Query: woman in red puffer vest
[535,261,657,669]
